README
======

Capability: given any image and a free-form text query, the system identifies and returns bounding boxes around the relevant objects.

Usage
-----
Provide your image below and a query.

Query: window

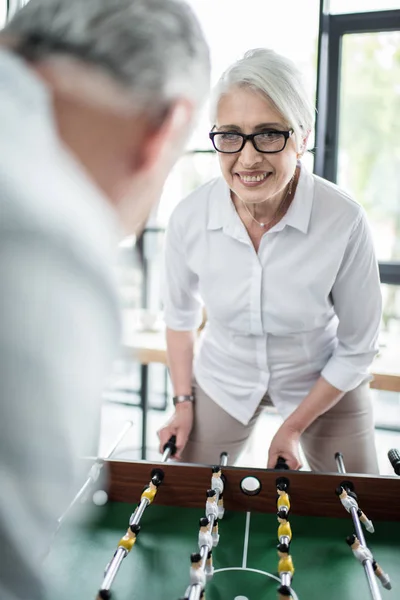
[7,0,31,21]
[330,0,400,14]
[337,31,400,261]
[0,0,7,27]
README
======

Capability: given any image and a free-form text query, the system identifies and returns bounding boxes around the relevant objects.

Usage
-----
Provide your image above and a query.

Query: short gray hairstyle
[210,48,315,151]
[5,0,210,114]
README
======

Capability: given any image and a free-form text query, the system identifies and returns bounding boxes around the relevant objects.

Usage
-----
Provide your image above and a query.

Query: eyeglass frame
[209,128,294,154]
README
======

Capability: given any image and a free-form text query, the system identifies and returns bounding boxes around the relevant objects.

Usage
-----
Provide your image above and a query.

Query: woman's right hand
[157,402,194,460]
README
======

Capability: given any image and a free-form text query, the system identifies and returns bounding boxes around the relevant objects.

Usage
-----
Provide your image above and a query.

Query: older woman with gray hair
[159,48,382,474]
[0,1,209,599]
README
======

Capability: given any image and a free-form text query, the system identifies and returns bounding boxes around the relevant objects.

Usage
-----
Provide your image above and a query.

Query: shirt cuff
[321,356,373,393]
[164,308,203,331]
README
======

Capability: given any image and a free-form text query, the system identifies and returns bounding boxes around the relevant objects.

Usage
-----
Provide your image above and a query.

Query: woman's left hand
[267,423,302,470]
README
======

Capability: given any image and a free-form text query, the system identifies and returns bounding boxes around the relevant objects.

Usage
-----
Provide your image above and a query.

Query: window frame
[314,2,400,284]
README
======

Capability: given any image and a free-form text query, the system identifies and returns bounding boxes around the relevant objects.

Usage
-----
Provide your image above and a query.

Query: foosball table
[43,439,400,600]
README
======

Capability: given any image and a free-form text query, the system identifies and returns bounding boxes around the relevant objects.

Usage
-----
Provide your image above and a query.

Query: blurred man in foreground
[0,1,209,598]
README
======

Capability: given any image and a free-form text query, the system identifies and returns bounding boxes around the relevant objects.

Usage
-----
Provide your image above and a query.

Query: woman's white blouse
[163,165,382,424]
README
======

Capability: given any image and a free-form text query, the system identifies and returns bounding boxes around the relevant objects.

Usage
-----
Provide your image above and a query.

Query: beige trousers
[180,379,379,474]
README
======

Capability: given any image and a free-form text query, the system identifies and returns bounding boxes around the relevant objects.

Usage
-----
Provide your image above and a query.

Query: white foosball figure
[205,550,214,581]
[189,552,206,589]
[336,486,358,512]
[346,534,373,563]
[206,489,219,519]
[346,535,391,590]
[198,517,213,552]
[357,508,375,533]
[211,519,219,546]
[336,486,375,533]
[373,560,392,590]
[211,467,225,519]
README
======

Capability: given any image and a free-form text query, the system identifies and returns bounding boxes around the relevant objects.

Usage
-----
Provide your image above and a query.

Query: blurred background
[3,0,400,472]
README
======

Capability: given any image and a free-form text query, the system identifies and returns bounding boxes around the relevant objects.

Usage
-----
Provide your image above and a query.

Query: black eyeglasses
[209,129,294,154]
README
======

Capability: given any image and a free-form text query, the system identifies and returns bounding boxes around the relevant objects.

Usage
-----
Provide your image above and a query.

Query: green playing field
[44,501,400,600]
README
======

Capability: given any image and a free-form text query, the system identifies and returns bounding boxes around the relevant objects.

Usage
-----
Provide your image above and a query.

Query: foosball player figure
[211,466,225,519]
[198,517,213,552]
[206,489,219,519]
[211,518,219,546]
[189,552,206,589]
[357,508,375,533]
[336,486,374,533]
[277,543,295,579]
[205,550,214,581]
[277,509,292,545]
[179,593,206,600]
[335,486,358,512]
[277,483,290,512]
[118,523,141,553]
[277,584,293,600]
[141,480,157,504]
[346,534,391,590]
[141,469,164,504]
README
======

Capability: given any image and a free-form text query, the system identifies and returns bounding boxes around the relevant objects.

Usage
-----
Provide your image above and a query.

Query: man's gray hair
[5,0,210,113]
[210,48,314,151]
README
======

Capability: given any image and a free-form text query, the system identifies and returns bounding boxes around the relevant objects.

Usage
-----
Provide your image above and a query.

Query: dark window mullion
[331,9,400,36]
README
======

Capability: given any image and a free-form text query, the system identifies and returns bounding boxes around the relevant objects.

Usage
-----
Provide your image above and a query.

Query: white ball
[92,490,108,506]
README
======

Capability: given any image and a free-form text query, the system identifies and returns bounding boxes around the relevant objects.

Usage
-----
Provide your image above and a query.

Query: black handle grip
[388,448,400,476]
[275,456,289,471]
[150,467,165,486]
[163,435,177,456]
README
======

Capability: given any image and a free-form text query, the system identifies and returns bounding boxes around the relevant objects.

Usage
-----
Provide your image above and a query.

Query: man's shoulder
[0,141,119,277]
[0,59,119,273]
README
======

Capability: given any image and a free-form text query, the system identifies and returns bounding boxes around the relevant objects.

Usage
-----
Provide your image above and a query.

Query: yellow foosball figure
[141,479,158,504]
[277,482,290,511]
[277,510,292,543]
[118,523,141,553]
[277,543,295,577]
[140,468,164,505]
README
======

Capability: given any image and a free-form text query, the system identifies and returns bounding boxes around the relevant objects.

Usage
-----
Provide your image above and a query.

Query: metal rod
[100,548,127,591]
[161,447,172,462]
[188,583,202,600]
[362,557,383,600]
[335,452,346,474]
[219,452,229,467]
[161,435,177,463]
[350,507,382,600]
[185,484,221,600]
[104,420,133,459]
[57,421,133,527]
[129,498,149,526]
[199,544,208,570]
[280,572,291,588]
[335,453,382,600]
[140,364,149,460]
[98,468,163,596]
[57,479,93,528]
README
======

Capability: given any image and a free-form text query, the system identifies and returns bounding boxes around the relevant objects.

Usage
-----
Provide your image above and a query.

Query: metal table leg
[140,364,148,460]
